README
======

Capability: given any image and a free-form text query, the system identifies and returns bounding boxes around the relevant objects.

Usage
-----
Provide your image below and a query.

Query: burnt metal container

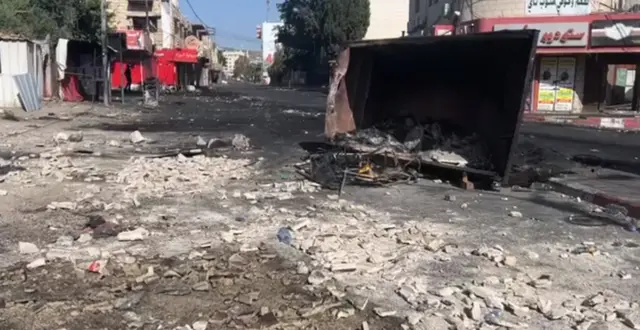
[324,30,539,185]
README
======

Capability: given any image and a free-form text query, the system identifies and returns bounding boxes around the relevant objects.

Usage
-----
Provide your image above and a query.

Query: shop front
[590,19,640,110]
[492,22,589,113]
[109,30,154,91]
[154,48,198,90]
[456,13,640,114]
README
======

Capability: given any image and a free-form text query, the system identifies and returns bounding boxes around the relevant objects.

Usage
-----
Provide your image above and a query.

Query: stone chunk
[19,242,39,254]
[509,211,523,218]
[618,310,640,329]
[117,228,149,241]
[307,270,329,285]
[130,130,145,144]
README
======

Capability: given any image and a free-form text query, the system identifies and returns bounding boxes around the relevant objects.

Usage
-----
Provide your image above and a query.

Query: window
[131,17,158,32]
[414,0,420,12]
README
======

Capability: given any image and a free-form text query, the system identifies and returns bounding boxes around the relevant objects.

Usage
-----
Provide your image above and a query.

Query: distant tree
[246,62,263,82]
[233,55,250,78]
[217,50,227,67]
[276,0,370,84]
[268,48,288,85]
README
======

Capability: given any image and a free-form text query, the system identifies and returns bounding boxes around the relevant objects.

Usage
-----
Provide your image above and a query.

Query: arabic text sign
[526,0,590,15]
[494,23,589,47]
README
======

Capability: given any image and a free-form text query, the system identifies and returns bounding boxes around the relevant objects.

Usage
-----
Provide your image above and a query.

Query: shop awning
[155,48,198,63]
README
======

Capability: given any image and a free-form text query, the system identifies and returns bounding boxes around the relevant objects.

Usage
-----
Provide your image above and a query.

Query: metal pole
[120,51,124,104]
[144,0,150,104]
[101,0,109,106]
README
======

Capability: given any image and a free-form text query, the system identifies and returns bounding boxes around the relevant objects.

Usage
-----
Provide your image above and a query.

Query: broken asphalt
[0,84,639,330]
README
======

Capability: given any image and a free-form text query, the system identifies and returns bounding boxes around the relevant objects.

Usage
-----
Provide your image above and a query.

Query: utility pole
[143,0,158,105]
[263,0,269,82]
[101,0,109,106]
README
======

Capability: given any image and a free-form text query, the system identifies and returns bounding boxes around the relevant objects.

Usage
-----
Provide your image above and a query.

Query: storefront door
[536,57,577,111]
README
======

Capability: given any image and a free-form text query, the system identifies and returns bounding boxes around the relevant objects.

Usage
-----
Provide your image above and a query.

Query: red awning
[154,48,198,63]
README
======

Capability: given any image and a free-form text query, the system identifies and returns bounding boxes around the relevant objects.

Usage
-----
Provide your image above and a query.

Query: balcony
[111,29,154,53]
[127,0,160,17]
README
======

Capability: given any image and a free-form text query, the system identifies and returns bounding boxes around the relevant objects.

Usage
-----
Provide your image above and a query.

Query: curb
[523,113,640,131]
[547,178,640,219]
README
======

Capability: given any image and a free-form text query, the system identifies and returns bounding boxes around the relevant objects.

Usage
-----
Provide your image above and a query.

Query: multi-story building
[222,50,248,77]
[406,0,640,118]
[107,0,190,50]
[364,0,410,39]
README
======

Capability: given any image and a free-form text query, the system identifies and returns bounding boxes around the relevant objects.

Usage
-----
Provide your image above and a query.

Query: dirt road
[0,87,639,330]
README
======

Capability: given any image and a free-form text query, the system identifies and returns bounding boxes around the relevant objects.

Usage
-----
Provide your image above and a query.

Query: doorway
[536,56,577,111]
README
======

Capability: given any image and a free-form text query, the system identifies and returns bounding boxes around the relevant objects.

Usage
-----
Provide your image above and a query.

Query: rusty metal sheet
[325,30,539,183]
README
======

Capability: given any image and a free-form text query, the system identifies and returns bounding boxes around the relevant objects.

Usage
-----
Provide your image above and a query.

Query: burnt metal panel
[13,73,41,111]
[325,30,540,183]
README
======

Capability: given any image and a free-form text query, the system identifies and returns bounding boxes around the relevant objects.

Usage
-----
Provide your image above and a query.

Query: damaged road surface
[2,31,640,330]
[1,245,400,330]
[309,30,538,190]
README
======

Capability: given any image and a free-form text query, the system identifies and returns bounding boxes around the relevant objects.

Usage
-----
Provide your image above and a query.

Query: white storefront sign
[494,23,589,47]
[525,0,590,15]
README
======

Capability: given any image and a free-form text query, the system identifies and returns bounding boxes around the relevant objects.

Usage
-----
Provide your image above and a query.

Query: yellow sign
[538,89,556,105]
[555,88,574,103]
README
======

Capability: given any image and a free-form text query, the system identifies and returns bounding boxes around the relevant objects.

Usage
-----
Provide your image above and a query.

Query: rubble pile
[300,118,493,189]
[335,119,492,170]
[2,151,109,184]
[113,154,254,199]
[2,244,397,329]
[204,195,640,330]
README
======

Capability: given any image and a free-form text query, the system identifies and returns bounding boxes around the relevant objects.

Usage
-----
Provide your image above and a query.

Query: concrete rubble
[0,96,639,330]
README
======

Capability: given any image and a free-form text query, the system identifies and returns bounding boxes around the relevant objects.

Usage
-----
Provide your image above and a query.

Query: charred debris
[297,30,541,191]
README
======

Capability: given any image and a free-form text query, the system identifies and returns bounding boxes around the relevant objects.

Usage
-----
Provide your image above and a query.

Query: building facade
[222,50,248,77]
[365,0,410,39]
[107,0,220,90]
[107,0,191,50]
[407,0,640,117]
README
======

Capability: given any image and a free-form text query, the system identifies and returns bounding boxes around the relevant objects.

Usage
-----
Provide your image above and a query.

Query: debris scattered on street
[130,130,146,144]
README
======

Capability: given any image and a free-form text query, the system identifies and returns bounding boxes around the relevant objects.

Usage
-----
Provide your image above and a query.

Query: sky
[181,0,284,50]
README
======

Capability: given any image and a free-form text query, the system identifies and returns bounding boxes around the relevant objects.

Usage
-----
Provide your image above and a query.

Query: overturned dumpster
[316,30,538,189]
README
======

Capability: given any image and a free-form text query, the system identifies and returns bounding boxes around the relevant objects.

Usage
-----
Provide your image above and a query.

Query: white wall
[161,2,173,49]
[262,22,283,67]
[365,0,410,39]
[409,0,608,36]
[0,40,30,108]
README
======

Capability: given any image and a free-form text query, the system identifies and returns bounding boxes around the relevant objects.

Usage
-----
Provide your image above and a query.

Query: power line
[184,0,211,29]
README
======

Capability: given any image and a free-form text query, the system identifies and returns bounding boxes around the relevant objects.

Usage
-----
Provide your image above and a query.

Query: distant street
[215,84,640,168]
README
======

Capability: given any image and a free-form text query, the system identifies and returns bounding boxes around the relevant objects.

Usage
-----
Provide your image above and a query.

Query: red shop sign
[125,30,144,50]
[173,49,198,63]
[493,22,589,47]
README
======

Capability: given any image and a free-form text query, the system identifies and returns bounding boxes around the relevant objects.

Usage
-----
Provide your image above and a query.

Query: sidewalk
[524,112,640,131]
[547,167,640,219]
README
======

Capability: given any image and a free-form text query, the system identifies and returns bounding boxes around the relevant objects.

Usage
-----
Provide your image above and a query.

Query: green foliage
[232,55,262,82]
[0,0,104,41]
[246,62,263,83]
[217,50,227,67]
[233,55,250,78]
[267,48,288,85]
[276,0,370,84]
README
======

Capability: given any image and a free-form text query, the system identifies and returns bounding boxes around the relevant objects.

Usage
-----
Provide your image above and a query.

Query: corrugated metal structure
[0,34,45,109]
